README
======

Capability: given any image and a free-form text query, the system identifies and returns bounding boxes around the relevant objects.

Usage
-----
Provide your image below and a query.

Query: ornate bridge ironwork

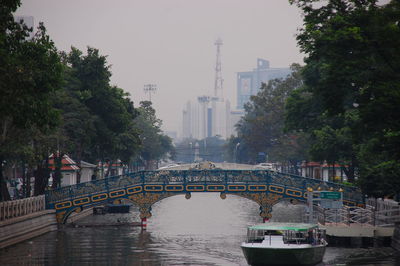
[45,169,364,224]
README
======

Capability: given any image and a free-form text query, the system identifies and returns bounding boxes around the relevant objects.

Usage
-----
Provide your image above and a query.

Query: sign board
[320,191,342,200]
[320,199,343,209]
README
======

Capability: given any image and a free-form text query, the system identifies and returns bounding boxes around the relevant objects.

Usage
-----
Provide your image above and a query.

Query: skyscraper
[237,59,291,109]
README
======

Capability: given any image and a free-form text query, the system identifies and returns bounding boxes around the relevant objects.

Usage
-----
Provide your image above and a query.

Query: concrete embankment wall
[0,210,57,249]
[0,207,93,249]
[392,222,400,251]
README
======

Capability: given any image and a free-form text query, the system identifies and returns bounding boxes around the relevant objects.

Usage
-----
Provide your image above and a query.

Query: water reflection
[0,193,398,265]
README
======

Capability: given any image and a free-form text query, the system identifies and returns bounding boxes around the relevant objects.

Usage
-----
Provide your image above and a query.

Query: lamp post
[143,84,157,102]
[189,142,193,163]
[234,143,240,163]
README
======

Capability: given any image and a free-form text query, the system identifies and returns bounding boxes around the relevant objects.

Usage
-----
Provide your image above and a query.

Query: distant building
[182,96,235,140]
[80,161,97,183]
[182,40,255,140]
[48,153,80,187]
[300,161,349,182]
[227,109,244,137]
[237,59,291,109]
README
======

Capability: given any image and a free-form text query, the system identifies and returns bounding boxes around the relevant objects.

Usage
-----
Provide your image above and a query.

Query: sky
[15,0,305,134]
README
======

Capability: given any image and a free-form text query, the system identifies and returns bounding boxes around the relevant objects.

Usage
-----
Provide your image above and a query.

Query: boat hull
[241,245,326,266]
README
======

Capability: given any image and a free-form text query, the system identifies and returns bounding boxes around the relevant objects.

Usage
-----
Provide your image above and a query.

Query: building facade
[237,59,291,109]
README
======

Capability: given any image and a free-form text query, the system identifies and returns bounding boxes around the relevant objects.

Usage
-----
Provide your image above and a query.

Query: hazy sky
[16,0,305,134]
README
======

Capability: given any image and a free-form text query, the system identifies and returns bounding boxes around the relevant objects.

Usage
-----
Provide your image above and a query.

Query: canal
[0,193,398,265]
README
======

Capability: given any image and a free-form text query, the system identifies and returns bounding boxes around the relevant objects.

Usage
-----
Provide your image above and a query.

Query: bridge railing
[45,169,364,209]
[0,195,46,222]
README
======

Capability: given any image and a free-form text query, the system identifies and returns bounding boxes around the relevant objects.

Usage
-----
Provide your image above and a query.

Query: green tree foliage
[288,0,400,196]
[174,138,196,163]
[232,64,308,172]
[0,1,63,200]
[175,136,226,163]
[197,136,226,163]
[134,101,174,169]
[58,47,141,177]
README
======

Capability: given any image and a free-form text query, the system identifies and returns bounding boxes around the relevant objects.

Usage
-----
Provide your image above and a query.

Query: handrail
[315,199,400,227]
[0,195,46,222]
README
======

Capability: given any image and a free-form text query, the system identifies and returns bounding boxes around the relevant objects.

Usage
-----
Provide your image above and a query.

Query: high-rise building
[237,59,291,109]
[227,109,244,137]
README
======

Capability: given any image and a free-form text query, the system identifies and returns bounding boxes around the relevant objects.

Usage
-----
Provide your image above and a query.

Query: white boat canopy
[248,223,319,232]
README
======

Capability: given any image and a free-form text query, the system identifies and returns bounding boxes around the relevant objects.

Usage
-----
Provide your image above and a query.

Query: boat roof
[248,222,319,232]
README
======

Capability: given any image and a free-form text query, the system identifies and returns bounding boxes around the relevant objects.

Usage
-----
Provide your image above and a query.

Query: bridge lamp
[234,143,240,163]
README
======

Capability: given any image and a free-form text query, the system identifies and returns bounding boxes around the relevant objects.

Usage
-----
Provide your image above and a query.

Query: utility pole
[143,84,157,102]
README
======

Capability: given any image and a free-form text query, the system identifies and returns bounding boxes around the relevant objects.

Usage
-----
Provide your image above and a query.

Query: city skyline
[15,0,305,134]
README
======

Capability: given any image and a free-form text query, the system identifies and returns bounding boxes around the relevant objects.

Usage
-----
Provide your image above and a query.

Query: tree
[0,1,63,200]
[289,0,400,196]
[134,101,174,170]
[62,47,140,177]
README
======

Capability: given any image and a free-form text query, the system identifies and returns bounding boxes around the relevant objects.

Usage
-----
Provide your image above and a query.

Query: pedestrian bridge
[46,163,364,223]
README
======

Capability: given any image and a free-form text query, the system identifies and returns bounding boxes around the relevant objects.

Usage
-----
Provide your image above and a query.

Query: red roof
[48,153,79,171]
[301,161,347,168]
[301,161,321,167]
[322,163,346,168]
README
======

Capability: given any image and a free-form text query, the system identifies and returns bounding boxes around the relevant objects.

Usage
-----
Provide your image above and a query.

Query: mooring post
[141,217,147,230]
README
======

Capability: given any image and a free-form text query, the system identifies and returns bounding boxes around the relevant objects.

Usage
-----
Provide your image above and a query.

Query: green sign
[320,199,343,209]
[320,191,342,199]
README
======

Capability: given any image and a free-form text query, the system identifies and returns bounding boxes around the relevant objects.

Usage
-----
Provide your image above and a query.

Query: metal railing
[0,195,46,222]
[314,198,400,227]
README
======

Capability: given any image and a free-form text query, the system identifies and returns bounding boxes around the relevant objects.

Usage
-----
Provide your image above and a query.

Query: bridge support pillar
[238,192,282,223]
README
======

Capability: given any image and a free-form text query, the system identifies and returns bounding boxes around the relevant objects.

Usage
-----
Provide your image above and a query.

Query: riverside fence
[315,198,400,226]
[0,195,46,222]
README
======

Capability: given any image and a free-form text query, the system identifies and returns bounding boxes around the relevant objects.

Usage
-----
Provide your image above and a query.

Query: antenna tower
[214,38,223,99]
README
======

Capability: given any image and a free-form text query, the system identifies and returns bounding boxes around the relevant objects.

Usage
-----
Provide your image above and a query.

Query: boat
[93,203,132,214]
[241,222,327,266]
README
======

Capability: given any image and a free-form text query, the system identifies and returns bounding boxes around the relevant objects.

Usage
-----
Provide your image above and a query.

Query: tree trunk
[76,143,82,183]
[52,152,63,189]
[0,156,11,201]
[25,167,32,198]
[34,157,50,196]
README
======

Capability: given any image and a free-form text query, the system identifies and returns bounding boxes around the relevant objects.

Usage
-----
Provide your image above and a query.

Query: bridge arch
[46,168,364,224]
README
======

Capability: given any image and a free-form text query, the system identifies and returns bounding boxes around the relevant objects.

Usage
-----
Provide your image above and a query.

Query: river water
[0,193,398,265]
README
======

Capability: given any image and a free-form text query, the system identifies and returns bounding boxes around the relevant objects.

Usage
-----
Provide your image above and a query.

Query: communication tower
[214,38,223,99]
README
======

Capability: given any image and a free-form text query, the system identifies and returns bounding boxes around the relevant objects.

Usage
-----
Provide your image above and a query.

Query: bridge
[45,162,364,224]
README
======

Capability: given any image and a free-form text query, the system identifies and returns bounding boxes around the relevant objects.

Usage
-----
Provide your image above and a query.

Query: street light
[143,84,157,102]
[234,143,240,163]
[189,142,193,163]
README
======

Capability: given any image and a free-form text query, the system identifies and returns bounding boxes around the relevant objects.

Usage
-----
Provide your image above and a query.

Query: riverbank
[0,206,93,249]
[0,210,57,249]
